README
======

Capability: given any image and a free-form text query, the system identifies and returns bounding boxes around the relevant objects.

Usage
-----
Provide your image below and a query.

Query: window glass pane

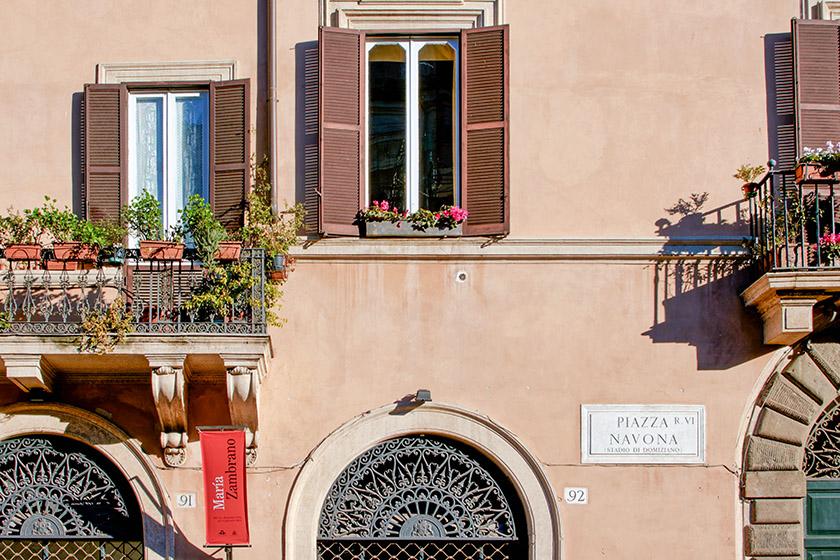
[134,97,164,203]
[369,44,407,211]
[173,95,207,216]
[418,44,456,211]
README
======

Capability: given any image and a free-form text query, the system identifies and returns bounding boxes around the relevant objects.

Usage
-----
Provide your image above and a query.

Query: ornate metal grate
[318,540,513,560]
[0,248,266,335]
[805,403,840,477]
[0,437,140,540]
[318,436,520,549]
[0,540,143,560]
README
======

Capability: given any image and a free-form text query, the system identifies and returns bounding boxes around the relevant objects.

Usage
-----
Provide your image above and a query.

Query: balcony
[0,247,271,466]
[742,168,840,344]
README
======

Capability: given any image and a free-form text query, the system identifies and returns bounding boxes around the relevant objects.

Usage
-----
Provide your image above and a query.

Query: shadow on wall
[645,193,772,369]
[642,258,769,370]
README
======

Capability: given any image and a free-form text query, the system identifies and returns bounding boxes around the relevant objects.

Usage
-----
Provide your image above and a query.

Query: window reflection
[368,44,407,210]
[418,44,455,211]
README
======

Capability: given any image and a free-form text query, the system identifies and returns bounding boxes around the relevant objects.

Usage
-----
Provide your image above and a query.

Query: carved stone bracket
[222,355,266,466]
[2,354,56,392]
[148,354,189,467]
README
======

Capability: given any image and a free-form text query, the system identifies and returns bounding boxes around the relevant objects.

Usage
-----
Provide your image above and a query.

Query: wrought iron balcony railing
[747,167,840,273]
[0,247,267,336]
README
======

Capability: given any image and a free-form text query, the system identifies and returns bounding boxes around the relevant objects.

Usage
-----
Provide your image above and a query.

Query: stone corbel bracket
[221,354,266,466]
[2,354,57,392]
[148,354,189,467]
[741,271,840,345]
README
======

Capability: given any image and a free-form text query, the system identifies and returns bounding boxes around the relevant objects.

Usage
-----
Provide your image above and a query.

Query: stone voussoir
[808,340,840,386]
[754,408,810,447]
[784,352,838,406]
[746,436,803,471]
[762,375,819,425]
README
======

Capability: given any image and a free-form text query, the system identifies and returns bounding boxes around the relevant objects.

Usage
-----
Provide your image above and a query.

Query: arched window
[317,435,526,559]
[0,435,143,560]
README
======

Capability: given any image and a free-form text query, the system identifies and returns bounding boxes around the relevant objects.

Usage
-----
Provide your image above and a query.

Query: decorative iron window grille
[0,436,142,542]
[805,403,840,478]
[0,540,143,560]
[317,436,524,560]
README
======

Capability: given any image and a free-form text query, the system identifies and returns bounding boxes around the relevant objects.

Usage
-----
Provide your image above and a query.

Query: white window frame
[127,90,210,237]
[364,37,460,212]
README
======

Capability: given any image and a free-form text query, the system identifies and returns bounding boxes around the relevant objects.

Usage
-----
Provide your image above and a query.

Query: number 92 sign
[563,487,588,504]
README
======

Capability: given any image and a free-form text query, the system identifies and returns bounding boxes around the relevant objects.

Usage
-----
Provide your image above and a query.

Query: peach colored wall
[0,1,806,559]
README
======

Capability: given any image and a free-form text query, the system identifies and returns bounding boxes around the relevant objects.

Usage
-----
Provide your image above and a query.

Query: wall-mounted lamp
[415,389,432,402]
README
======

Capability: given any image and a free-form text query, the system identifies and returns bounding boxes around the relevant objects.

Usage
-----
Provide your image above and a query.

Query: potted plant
[179,195,241,267]
[819,232,840,266]
[236,161,305,280]
[0,208,42,261]
[797,142,840,183]
[94,220,128,266]
[359,200,468,237]
[733,164,765,199]
[184,261,256,320]
[122,190,184,260]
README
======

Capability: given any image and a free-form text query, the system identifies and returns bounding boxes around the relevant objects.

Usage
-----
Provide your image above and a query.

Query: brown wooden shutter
[210,79,250,232]
[319,26,364,235]
[461,25,509,236]
[794,19,840,157]
[84,83,126,222]
[771,33,796,176]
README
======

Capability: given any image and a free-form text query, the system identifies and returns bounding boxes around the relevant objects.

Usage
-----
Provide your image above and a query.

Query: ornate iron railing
[748,166,840,272]
[0,248,266,335]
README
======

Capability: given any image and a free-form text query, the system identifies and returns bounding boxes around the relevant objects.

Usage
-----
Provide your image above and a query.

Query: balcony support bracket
[1,354,56,392]
[222,354,265,466]
[149,354,190,468]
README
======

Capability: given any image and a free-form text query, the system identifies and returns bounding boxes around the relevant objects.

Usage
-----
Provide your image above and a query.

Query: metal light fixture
[415,389,432,402]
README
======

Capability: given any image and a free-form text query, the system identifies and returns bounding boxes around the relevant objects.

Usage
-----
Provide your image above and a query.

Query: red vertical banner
[200,430,250,546]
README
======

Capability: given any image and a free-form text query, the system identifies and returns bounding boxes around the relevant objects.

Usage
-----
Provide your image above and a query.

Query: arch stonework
[284,401,562,560]
[0,402,174,560]
[742,334,840,558]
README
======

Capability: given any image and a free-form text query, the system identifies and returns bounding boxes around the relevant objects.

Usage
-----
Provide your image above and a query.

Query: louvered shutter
[84,84,126,222]
[461,25,509,236]
[210,79,250,232]
[319,26,364,235]
[794,19,840,157]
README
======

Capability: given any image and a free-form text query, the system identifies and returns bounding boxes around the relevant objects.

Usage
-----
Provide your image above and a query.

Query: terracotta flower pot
[52,242,98,262]
[214,241,242,261]
[4,244,41,261]
[267,254,288,280]
[139,241,184,261]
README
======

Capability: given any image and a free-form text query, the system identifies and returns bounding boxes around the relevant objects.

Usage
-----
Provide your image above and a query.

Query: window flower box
[4,244,41,261]
[52,242,98,262]
[364,221,462,237]
[139,241,185,261]
[796,162,839,184]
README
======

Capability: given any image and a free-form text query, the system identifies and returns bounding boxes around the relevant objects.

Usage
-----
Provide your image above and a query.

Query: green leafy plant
[184,262,256,319]
[236,160,305,259]
[122,190,182,242]
[78,300,132,354]
[0,205,44,245]
[733,164,766,183]
[29,196,78,243]
[179,195,228,267]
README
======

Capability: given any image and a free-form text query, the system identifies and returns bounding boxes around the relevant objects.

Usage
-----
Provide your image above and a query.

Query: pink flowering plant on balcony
[359,200,468,230]
[819,233,840,262]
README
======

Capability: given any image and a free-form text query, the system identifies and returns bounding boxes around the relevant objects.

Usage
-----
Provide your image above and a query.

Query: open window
[317,26,509,236]
[83,79,250,233]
